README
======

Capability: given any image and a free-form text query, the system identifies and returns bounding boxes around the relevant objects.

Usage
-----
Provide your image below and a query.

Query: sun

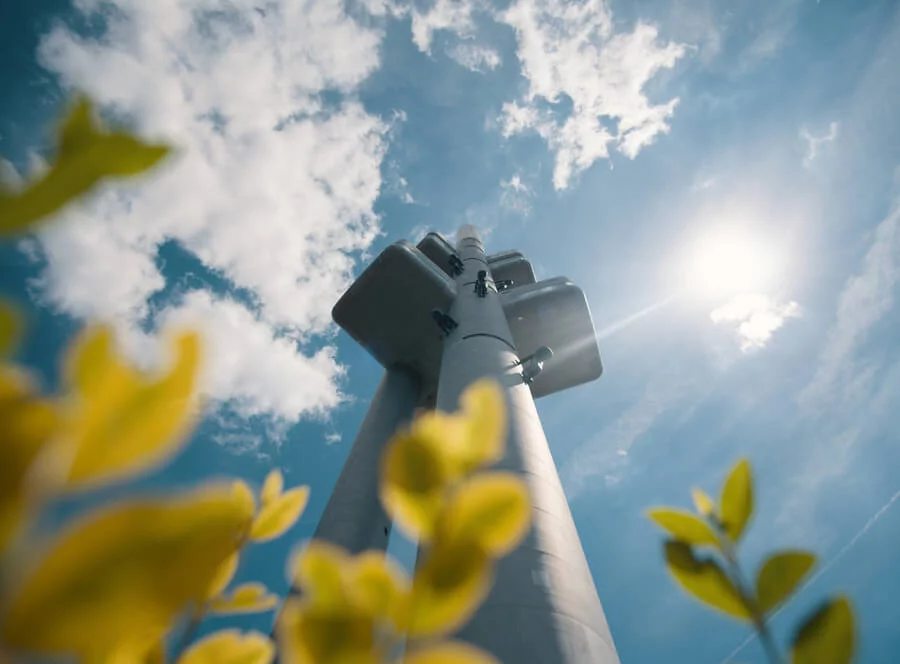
[677,226,779,300]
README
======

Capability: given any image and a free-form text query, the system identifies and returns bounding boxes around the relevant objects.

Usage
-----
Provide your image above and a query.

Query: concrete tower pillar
[312,368,420,554]
[434,225,619,663]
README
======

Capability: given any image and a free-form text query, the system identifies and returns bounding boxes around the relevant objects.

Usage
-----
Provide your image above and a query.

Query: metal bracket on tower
[515,345,553,385]
[431,308,458,335]
[474,270,488,298]
[448,253,464,276]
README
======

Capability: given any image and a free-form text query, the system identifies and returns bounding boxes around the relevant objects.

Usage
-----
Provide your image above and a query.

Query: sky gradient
[2,0,900,662]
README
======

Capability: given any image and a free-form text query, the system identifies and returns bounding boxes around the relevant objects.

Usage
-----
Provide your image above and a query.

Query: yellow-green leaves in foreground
[0,363,59,553]
[1,485,253,660]
[279,379,529,663]
[663,541,751,620]
[178,630,274,664]
[646,509,718,546]
[60,325,203,489]
[720,459,753,541]
[211,583,280,615]
[250,469,311,543]
[648,459,854,664]
[380,380,507,542]
[756,551,817,614]
[791,597,855,664]
[0,97,171,236]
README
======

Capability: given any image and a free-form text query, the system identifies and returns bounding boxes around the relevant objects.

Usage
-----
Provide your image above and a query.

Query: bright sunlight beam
[677,227,780,300]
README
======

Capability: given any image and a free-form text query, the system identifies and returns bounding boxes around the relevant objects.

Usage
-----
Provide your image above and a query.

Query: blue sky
[2,0,900,661]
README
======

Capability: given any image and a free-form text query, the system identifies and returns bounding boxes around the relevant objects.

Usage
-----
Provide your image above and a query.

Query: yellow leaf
[232,480,257,517]
[691,488,717,518]
[61,327,203,489]
[210,582,279,615]
[408,539,493,638]
[379,380,507,543]
[455,379,506,474]
[441,472,531,556]
[0,97,171,237]
[250,486,310,542]
[94,133,171,177]
[178,629,274,664]
[404,641,500,664]
[277,598,381,664]
[206,552,240,601]
[0,301,22,356]
[756,551,816,614]
[64,324,116,394]
[791,596,854,664]
[346,551,410,630]
[720,459,753,542]
[0,366,59,552]
[647,508,719,547]
[291,541,351,609]
[0,484,252,657]
[664,540,751,621]
[380,425,448,542]
[59,98,97,158]
[261,469,284,506]
[143,639,166,664]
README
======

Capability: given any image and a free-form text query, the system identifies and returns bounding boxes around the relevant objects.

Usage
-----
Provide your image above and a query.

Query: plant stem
[715,528,783,664]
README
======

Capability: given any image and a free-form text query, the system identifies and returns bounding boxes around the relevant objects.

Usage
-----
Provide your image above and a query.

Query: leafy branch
[648,459,855,664]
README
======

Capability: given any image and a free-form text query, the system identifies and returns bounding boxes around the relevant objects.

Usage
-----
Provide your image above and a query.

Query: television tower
[313,225,619,663]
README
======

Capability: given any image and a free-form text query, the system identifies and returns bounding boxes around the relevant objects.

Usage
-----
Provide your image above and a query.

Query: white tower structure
[312,226,619,663]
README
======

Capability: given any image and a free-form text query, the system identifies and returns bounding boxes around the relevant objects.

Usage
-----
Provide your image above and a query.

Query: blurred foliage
[648,459,856,664]
[0,95,531,663]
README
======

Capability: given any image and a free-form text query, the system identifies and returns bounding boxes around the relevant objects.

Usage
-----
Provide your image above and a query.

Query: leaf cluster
[648,460,855,664]
[0,97,532,664]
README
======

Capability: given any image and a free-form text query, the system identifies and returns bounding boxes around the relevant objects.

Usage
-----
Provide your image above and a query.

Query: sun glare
[678,227,778,299]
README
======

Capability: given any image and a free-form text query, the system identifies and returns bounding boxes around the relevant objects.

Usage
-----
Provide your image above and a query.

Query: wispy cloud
[498,174,533,216]
[801,121,840,168]
[781,199,900,530]
[497,0,687,189]
[447,42,501,72]
[561,373,698,499]
[410,0,479,54]
[710,293,800,352]
[26,0,388,425]
[800,203,899,407]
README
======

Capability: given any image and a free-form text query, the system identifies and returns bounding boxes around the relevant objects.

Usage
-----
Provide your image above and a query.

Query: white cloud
[159,291,345,422]
[411,0,478,54]
[561,375,697,498]
[710,293,800,352]
[27,0,389,423]
[325,431,343,445]
[447,42,501,72]
[800,203,899,406]
[499,173,533,215]
[497,0,687,189]
[801,121,839,168]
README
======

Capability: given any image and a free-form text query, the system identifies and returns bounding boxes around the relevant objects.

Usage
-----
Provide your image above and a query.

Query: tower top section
[457,224,481,243]
[332,228,603,398]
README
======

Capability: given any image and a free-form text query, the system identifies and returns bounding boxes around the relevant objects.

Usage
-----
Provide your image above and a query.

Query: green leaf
[756,551,816,613]
[720,459,753,541]
[0,301,22,357]
[59,97,97,158]
[791,596,854,664]
[0,96,171,237]
[691,488,717,518]
[647,508,719,546]
[664,540,751,621]
[95,133,171,176]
